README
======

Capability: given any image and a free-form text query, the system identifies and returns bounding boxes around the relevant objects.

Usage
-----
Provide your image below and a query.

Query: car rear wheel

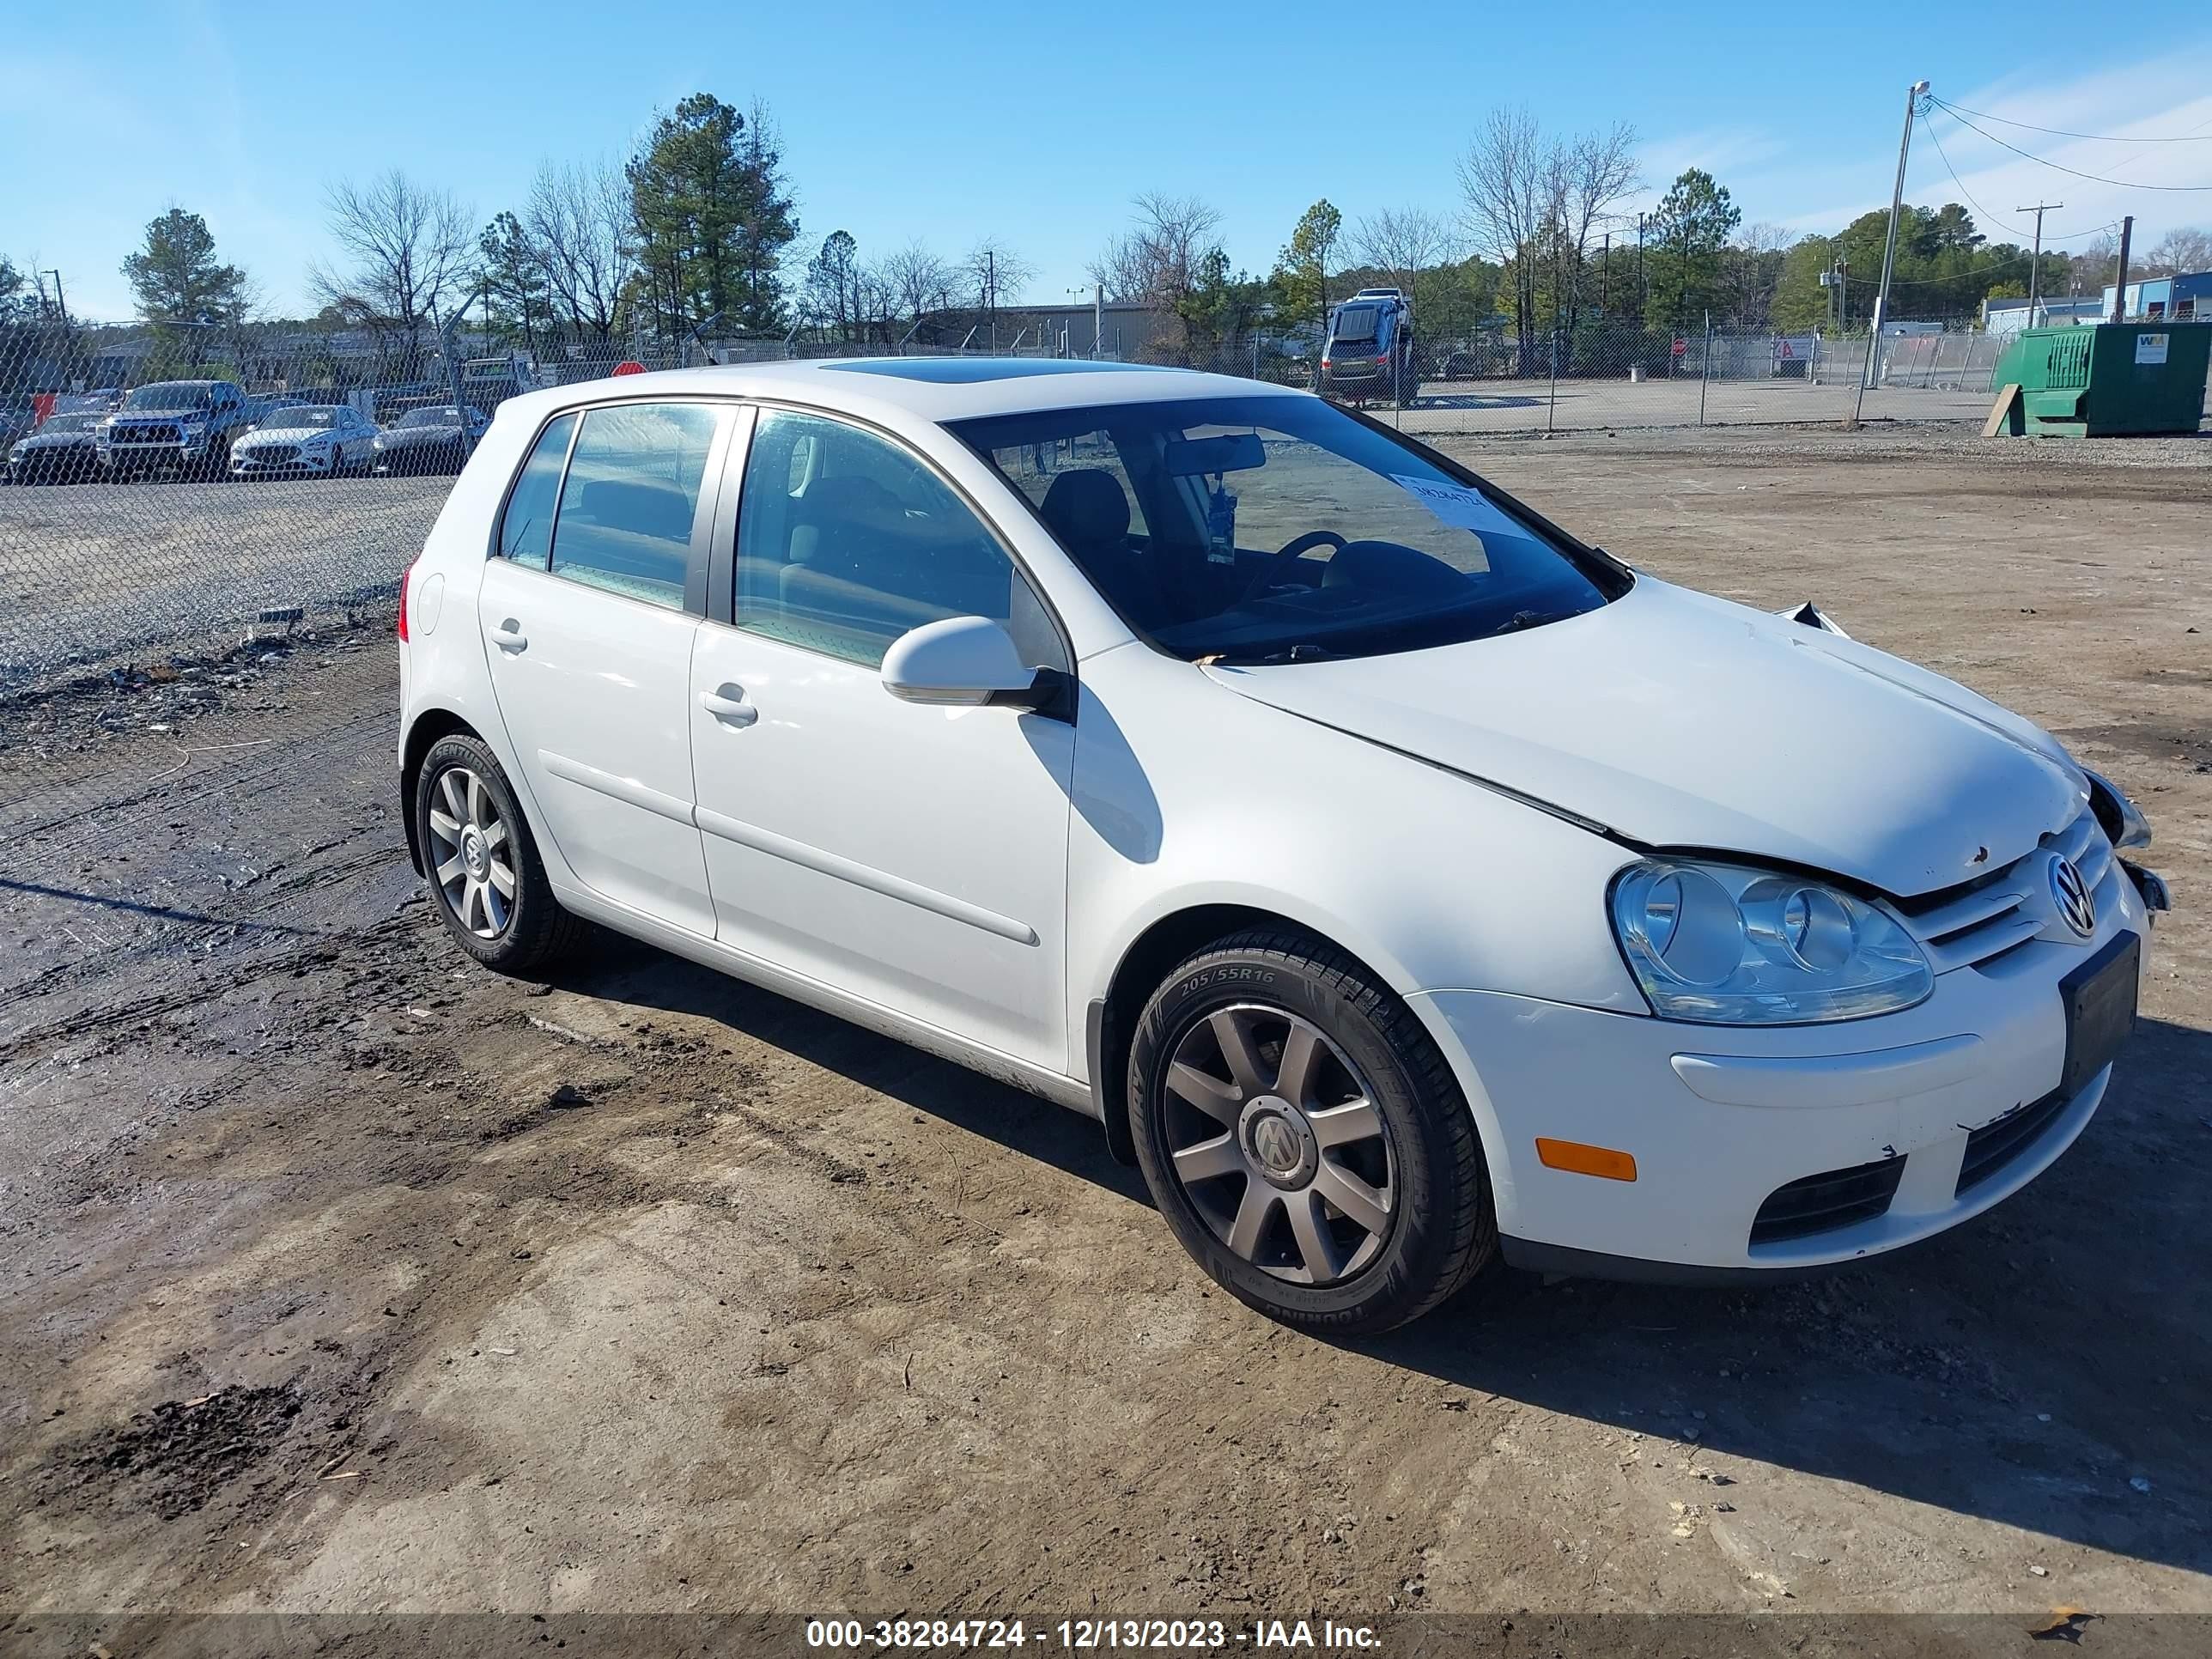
[1128,929,1496,1334]
[415,734,586,973]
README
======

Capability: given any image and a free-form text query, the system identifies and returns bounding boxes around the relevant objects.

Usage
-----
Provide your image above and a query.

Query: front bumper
[105,439,212,471]
[1415,887,2154,1279]
[233,449,337,476]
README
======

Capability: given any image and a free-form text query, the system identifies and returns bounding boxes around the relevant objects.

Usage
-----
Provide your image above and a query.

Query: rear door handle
[699,686,758,727]
[491,620,527,653]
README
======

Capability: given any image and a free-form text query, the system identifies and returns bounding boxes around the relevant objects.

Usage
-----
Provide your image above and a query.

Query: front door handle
[491,620,528,653]
[699,685,758,727]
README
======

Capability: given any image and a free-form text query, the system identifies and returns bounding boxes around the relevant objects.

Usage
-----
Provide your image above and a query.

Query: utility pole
[985,248,997,351]
[1636,212,1646,321]
[2111,215,2135,321]
[1863,78,1929,403]
[1316,225,1332,392]
[2016,202,2061,325]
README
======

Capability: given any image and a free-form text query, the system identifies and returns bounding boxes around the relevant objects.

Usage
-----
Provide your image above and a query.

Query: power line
[1921,114,2122,244]
[1927,98,2212,144]
[1928,97,2212,191]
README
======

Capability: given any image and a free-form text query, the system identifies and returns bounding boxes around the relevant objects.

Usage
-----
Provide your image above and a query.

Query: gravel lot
[2,427,2208,1650]
[0,473,445,688]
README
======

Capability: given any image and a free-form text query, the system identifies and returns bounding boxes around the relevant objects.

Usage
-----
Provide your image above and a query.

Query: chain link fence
[1173,317,2023,435]
[0,310,2106,854]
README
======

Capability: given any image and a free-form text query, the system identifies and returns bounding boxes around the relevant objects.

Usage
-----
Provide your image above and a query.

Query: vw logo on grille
[2049,854,2096,939]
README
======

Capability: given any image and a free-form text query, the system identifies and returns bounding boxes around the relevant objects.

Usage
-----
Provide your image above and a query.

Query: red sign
[1777,338,1795,359]
[612,360,647,377]
[1670,337,1686,356]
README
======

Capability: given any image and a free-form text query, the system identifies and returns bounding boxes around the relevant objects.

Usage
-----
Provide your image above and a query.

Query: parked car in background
[230,404,380,479]
[372,404,489,475]
[7,410,109,484]
[100,380,255,479]
[396,359,2166,1334]
[0,398,40,465]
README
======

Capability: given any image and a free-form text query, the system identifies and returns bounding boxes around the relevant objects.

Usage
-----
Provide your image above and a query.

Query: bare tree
[879,240,956,324]
[965,236,1036,310]
[2143,225,2212,277]
[1456,108,1552,368]
[526,159,632,341]
[1088,192,1223,307]
[312,171,475,356]
[1460,109,1640,363]
[1353,207,1455,294]
[1554,123,1640,333]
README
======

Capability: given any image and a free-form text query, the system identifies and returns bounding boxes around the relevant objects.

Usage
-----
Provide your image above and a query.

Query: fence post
[1698,312,1712,426]
[1547,330,1559,434]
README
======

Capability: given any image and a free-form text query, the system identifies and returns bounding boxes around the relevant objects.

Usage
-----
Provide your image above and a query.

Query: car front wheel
[1128,929,1496,1334]
[415,734,585,973]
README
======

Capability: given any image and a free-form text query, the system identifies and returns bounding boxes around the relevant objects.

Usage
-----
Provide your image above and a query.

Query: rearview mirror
[881,616,1042,708]
[1163,431,1264,477]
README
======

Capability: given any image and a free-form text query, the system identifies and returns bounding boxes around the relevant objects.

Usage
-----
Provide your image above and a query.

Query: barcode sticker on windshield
[1390,475,1519,535]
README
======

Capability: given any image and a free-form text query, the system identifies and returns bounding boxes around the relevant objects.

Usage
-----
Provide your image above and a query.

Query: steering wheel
[1238,530,1346,602]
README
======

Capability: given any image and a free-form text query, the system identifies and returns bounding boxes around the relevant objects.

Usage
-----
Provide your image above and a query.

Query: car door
[477,398,732,936]
[688,404,1076,1071]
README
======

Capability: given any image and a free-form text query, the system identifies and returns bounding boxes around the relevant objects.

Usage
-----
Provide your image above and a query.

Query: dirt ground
[2,427,2209,1650]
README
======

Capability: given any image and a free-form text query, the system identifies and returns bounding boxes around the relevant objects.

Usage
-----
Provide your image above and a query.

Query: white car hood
[1202,577,2085,897]
[241,425,331,444]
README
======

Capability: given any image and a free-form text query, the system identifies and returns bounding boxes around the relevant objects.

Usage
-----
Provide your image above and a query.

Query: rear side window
[548,403,720,611]
[495,413,574,568]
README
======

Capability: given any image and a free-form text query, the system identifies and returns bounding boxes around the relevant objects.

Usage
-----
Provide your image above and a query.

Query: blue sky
[5,1,2211,321]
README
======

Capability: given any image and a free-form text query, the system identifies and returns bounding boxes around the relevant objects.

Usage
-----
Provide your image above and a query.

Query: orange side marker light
[1535,1138,1638,1182]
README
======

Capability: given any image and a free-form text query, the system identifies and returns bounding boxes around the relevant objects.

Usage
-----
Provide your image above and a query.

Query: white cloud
[1786,47,2212,249]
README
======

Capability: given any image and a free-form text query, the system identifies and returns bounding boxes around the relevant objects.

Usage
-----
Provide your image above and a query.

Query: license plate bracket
[2059,932,2139,1100]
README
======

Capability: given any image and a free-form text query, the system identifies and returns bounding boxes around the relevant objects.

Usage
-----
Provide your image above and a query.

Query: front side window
[734,408,1061,671]
[495,412,574,568]
[952,395,1624,664]
[545,402,720,610]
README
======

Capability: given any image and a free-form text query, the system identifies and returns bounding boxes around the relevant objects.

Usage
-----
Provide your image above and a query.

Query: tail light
[397,557,416,642]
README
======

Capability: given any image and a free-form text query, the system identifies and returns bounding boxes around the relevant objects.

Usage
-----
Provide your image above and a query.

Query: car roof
[497,357,1310,429]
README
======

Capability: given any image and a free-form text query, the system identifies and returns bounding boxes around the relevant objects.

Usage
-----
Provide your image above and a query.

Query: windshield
[126,383,213,411]
[266,406,340,428]
[398,407,464,428]
[952,396,1622,663]
[1331,306,1381,344]
[39,413,102,433]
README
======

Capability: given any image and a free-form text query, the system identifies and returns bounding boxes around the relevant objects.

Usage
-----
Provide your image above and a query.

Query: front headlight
[1609,859,1932,1024]
[2081,768,2150,850]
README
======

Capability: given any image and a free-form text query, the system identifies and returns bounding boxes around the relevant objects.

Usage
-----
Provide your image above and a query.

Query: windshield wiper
[1486,607,1583,638]
[1200,641,1342,665]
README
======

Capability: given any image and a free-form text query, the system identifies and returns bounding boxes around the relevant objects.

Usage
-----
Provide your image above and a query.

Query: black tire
[1128,928,1496,1334]
[413,734,586,974]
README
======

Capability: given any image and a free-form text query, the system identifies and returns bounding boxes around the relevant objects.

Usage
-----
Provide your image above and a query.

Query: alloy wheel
[426,765,516,939]
[1160,1004,1396,1285]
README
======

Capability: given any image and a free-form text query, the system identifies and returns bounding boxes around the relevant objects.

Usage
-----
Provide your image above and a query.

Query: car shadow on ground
[545,936,1148,1205]
[552,934,2211,1579]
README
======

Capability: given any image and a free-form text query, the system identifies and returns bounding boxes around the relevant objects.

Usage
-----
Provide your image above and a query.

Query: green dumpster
[1991,323,2210,437]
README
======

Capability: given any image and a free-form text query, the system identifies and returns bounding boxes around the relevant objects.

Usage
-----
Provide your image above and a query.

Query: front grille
[1956,1089,2068,1194]
[244,445,299,465]
[1750,1155,1905,1245]
[115,423,181,445]
[1893,808,2114,972]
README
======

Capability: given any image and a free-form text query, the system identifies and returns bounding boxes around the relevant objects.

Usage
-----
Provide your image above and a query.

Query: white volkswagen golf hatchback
[398,359,2167,1332]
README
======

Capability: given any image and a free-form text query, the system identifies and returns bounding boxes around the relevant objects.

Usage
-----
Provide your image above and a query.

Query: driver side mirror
[881,616,1054,712]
